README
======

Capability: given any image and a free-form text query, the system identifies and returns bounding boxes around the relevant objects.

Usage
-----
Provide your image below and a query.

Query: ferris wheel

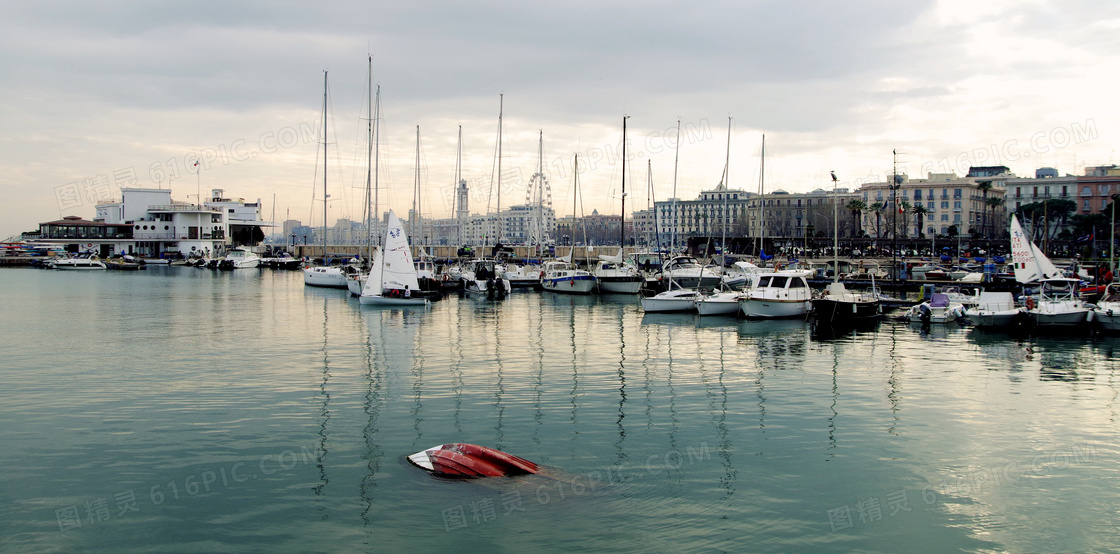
[525,170,552,209]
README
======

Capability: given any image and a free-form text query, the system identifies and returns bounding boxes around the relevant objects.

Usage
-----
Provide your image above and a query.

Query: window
[1084,199,1091,210]
[954,214,961,222]
[941,201,949,209]
[927,189,935,200]
[953,188,962,199]
[926,201,934,210]
[1061,186,1068,197]
[954,201,961,209]
[1082,186,1092,196]
[941,214,949,221]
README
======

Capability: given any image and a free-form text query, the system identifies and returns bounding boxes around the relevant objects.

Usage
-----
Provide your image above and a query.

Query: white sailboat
[1009,215,1089,328]
[359,211,430,307]
[303,71,349,289]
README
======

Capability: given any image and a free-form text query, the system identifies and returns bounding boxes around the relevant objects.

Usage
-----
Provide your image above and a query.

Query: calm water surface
[2,267,1119,552]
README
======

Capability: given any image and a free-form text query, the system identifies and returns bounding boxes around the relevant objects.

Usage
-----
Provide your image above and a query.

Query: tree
[869,202,885,239]
[846,199,866,238]
[912,204,928,238]
[985,196,1005,238]
[976,180,993,236]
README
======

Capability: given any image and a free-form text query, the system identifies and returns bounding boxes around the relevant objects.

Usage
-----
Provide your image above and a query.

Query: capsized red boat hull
[407,443,539,477]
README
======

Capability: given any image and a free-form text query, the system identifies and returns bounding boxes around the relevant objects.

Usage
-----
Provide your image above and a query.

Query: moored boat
[739,269,813,319]
[1092,283,1120,333]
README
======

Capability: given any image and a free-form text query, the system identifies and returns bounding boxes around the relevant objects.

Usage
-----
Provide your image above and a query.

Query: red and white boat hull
[407,443,539,478]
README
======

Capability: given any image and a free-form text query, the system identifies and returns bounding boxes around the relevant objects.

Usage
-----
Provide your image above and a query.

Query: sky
[3,0,1119,239]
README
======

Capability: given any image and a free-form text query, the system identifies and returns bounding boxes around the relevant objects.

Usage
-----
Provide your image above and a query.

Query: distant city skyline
[3,1,1117,239]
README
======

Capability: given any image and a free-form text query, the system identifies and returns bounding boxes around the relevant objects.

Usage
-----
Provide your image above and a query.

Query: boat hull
[695,297,740,316]
[596,276,643,294]
[303,267,349,288]
[359,295,430,307]
[1029,308,1090,328]
[811,298,881,324]
[542,275,596,294]
[741,298,811,319]
[641,290,699,313]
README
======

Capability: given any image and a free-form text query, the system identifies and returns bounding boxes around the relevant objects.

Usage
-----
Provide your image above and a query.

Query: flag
[897,201,904,214]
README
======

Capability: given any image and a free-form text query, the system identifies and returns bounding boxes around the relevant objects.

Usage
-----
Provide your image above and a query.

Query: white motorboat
[739,269,813,319]
[720,260,764,290]
[659,256,722,289]
[641,279,700,313]
[461,259,511,298]
[1027,277,1090,329]
[904,292,965,324]
[1092,282,1120,333]
[965,291,1022,328]
[52,254,107,270]
[694,289,741,316]
[502,262,545,288]
[303,265,350,288]
[540,260,596,294]
[592,254,643,294]
[359,211,430,307]
[218,247,261,269]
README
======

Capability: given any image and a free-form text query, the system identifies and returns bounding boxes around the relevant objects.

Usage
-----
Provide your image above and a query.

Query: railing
[147,204,221,213]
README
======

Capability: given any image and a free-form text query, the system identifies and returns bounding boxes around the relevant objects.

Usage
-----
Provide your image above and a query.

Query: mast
[757,134,766,258]
[831,171,839,283]
[572,153,579,260]
[537,130,544,251]
[364,56,373,262]
[671,118,681,253]
[496,94,504,244]
[373,84,381,247]
[721,117,731,264]
[649,159,659,256]
[455,125,462,247]
[321,70,328,262]
[413,125,420,247]
[621,116,628,254]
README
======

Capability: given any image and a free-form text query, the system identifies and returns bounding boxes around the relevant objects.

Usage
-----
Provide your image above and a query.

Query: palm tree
[976,180,993,235]
[985,197,1004,238]
[912,204,928,238]
[870,202,885,239]
[846,199,866,237]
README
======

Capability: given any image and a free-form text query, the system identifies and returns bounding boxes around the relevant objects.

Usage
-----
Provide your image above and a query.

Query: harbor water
[2,267,1120,552]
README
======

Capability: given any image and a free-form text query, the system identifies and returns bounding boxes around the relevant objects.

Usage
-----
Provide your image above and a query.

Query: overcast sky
[3,0,1118,238]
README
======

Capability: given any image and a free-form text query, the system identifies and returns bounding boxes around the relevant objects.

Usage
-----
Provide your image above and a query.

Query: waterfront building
[26,187,268,258]
[858,172,1007,239]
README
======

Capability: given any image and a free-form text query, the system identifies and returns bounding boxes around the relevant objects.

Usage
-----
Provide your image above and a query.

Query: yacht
[1027,277,1090,329]
[739,269,813,319]
[1092,282,1120,333]
[217,247,261,269]
[540,260,596,294]
[904,292,965,324]
[965,291,1023,328]
[659,256,722,289]
[52,254,107,270]
[592,257,643,294]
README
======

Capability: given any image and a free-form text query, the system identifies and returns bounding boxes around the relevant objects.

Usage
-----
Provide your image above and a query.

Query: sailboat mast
[671,117,680,253]
[831,171,840,283]
[621,115,628,253]
[364,56,373,262]
[721,117,731,260]
[455,125,462,247]
[373,85,381,247]
[496,94,504,244]
[413,125,420,245]
[649,160,659,255]
[758,134,765,257]
[537,130,544,250]
[321,70,328,262]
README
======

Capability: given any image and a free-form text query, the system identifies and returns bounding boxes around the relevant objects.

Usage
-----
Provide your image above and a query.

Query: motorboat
[811,282,881,325]
[904,292,965,324]
[303,265,350,288]
[217,247,261,269]
[1027,277,1090,329]
[965,291,1023,328]
[540,260,596,294]
[461,259,511,298]
[502,262,545,288]
[694,288,741,316]
[592,254,643,294]
[359,211,430,307]
[659,256,722,289]
[720,260,764,290]
[739,269,813,319]
[52,254,107,270]
[1092,282,1120,333]
[641,278,700,313]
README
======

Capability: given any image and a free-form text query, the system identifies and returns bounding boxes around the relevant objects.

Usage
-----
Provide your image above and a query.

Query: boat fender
[1025,297,1034,310]
[442,273,450,282]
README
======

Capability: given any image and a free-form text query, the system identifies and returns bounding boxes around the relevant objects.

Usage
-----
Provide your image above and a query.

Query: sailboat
[592,117,643,294]
[811,171,881,326]
[359,211,430,307]
[695,117,741,316]
[1009,215,1089,328]
[542,152,596,295]
[348,61,379,296]
[303,70,350,289]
